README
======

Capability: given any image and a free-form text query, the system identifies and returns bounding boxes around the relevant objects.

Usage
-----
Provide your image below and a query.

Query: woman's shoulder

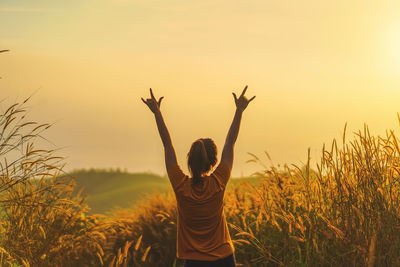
[210,162,232,188]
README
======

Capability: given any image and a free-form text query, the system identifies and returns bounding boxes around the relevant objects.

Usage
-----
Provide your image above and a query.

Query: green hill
[67,169,170,215]
[67,169,261,215]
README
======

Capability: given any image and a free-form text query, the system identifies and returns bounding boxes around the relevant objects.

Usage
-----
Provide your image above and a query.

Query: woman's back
[167,162,235,261]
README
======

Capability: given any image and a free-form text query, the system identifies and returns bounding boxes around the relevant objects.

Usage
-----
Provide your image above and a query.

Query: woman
[141,86,255,267]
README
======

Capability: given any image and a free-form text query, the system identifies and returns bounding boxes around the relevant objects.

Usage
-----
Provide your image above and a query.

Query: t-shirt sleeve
[211,161,232,188]
[166,163,186,191]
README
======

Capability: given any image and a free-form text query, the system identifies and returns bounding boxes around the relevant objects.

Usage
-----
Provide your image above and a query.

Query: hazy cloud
[0,7,55,13]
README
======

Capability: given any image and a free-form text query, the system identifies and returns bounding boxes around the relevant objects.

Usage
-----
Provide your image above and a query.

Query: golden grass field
[1,98,400,266]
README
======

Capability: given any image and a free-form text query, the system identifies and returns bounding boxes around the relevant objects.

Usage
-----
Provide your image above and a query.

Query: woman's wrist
[235,107,244,114]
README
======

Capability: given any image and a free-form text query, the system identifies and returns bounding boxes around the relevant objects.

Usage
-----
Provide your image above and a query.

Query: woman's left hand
[141,88,164,114]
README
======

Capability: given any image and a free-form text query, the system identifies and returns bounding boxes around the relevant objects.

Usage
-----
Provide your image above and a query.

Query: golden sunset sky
[1,0,400,177]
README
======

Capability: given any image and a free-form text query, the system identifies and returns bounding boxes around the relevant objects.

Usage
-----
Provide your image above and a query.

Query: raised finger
[158,96,164,105]
[240,85,248,97]
[249,95,256,102]
[141,97,147,105]
[150,88,155,99]
[232,92,237,102]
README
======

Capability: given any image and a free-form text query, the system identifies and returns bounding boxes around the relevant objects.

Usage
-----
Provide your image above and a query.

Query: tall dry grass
[103,192,179,267]
[0,98,153,267]
[0,97,109,266]
[226,121,400,266]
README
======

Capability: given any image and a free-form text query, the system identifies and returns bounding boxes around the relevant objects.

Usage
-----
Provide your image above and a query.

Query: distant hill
[67,169,170,215]
[67,169,261,215]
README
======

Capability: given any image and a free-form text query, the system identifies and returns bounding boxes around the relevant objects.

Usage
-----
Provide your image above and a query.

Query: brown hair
[187,138,217,186]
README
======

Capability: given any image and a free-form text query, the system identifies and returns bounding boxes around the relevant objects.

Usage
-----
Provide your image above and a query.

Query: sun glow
[382,20,400,71]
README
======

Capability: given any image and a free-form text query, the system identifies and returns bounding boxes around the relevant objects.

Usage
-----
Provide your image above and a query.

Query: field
[1,99,400,267]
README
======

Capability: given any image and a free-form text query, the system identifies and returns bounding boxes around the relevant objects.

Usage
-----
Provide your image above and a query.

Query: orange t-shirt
[166,162,235,261]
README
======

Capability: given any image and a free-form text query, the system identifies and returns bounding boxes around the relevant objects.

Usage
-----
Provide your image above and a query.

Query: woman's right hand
[232,85,256,111]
